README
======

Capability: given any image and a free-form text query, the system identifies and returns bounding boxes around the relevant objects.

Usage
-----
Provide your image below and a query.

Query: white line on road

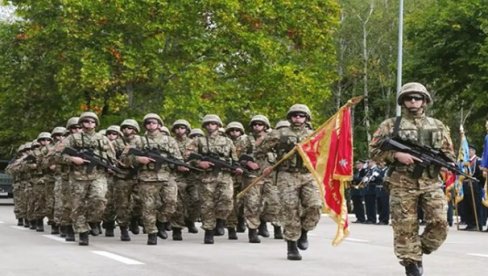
[344,238,370,243]
[467,253,488,258]
[92,251,144,265]
[11,226,28,230]
[43,234,68,243]
[0,221,4,223]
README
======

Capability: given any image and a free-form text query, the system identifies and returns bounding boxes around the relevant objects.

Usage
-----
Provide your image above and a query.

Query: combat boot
[79,231,89,246]
[297,229,309,250]
[103,221,115,237]
[204,229,214,244]
[172,227,183,241]
[287,241,302,261]
[120,227,131,241]
[248,228,261,243]
[129,218,140,235]
[258,220,269,237]
[17,218,24,226]
[23,220,30,228]
[147,233,157,245]
[185,219,198,234]
[228,227,238,240]
[36,219,44,232]
[273,225,283,239]
[29,220,36,230]
[236,216,246,233]
[156,221,168,239]
[65,225,75,242]
[214,219,225,236]
[59,225,67,238]
[405,262,421,276]
[51,223,60,235]
[89,222,100,236]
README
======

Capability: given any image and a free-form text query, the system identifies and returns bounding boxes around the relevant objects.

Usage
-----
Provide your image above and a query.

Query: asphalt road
[0,204,487,276]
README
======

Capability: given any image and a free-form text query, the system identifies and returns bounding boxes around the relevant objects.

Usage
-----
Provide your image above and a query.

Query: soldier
[123,113,188,245]
[224,121,247,236]
[189,128,205,139]
[112,119,143,241]
[61,112,116,245]
[186,114,243,244]
[169,119,200,240]
[363,160,380,224]
[6,144,29,227]
[256,104,322,261]
[351,160,367,223]
[237,115,282,243]
[370,82,454,275]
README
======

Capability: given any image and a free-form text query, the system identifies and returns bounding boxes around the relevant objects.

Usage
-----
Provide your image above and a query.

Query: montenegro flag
[296,97,361,246]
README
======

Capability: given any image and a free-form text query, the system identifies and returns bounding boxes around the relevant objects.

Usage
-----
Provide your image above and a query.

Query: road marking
[345,238,370,243]
[0,221,4,223]
[92,251,144,265]
[43,234,68,243]
[11,226,28,230]
[467,253,488,258]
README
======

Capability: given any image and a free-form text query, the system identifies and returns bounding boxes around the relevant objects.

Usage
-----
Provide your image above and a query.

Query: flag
[296,97,360,246]
[455,127,470,204]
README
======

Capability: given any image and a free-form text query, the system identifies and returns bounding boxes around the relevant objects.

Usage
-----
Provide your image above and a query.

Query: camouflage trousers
[242,176,263,229]
[261,176,282,226]
[199,171,234,231]
[12,180,28,219]
[389,171,448,263]
[31,179,47,219]
[277,171,322,241]
[171,175,200,229]
[139,178,178,234]
[54,176,73,226]
[44,179,55,223]
[113,178,139,227]
[226,175,243,228]
[25,181,34,221]
[102,176,116,223]
[70,176,108,233]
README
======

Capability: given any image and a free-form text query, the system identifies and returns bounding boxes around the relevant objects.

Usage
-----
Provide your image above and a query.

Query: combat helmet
[37,132,52,142]
[287,104,312,121]
[202,114,223,127]
[51,126,67,136]
[172,119,191,133]
[225,121,245,135]
[66,117,80,129]
[120,119,141,133]
[275,120,291,129]
[397,82,432,105]
[249,115,270,129]
[143,113,163,126]
[161,126,170,135]
[189,128,204,138]
[79,111,100,125]
[106,125,122,136]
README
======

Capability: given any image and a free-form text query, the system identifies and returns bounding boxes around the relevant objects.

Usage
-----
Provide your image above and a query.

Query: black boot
[248,228,261,243]
[103,221,115,237]
[258,220,269,237]
[120,227,131,241]
[185,220,198,234]
[297,229,309,250]
[147,233,157,245]
[214,219,225,236]
[89,222,100,236]
[36,219,44,232]
[204,230,214,244]
[287,240,302,261]
[274,225,283,239]
[24,220,30,228]
[79,231,89,246]
[405,262,421,276]
[156,221,168,239]
[65,225,75,242]
[59,225,67,238]
[129,218,140,235]
[17,218,24,226]
[29,220,36,230]
[172,227,183,241]
[51,223,60,235]
[236,216,246,233]
[228,227,238,240]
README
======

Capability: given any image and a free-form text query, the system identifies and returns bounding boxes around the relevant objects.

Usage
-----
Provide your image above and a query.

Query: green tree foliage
[0,0,340,157]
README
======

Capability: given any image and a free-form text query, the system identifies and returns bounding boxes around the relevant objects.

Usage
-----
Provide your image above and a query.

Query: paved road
[0,204,487,276]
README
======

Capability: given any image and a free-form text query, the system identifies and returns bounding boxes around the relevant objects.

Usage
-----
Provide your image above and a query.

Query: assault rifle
[187,152,247,175]
[128,148,203,172]
[238,153,260,172]
[379,137,479,182]
[62,146,124,175]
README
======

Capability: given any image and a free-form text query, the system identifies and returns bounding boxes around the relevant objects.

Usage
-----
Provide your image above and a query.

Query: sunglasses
[252,122,265,127]
[206,122,218,126]
[71,126,82,129]
[229,128,241,132]
[38,138,51,142]
[83,120,96,124]
[291,113,306,118]
[145,121,159,125]
[107,132,119,136]
[404,95,424,102]
[175,125,187,130]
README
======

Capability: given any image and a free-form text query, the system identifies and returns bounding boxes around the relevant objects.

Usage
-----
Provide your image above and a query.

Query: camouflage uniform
[186,114,239,244]
[6,145,29,226]
[369,82,454,274]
